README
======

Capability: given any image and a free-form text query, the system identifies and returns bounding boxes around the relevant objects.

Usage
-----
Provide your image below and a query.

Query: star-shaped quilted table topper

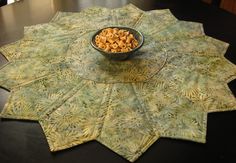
[0,4,236,162]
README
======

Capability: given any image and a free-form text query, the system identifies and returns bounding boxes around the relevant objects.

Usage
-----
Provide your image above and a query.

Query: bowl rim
[90,26,144,54]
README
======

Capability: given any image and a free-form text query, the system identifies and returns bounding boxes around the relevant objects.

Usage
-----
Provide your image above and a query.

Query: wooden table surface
[0,0,236,163]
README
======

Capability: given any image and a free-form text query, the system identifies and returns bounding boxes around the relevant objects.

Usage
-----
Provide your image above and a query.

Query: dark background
[0,0,7,7]
[0,0,236,163]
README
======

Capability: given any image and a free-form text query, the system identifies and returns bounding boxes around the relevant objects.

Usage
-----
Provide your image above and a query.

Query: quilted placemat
[0,4,236,162]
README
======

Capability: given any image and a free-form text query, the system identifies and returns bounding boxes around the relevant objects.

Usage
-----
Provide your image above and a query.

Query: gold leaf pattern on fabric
[0,4,235,162]
[1,69,83,120]
[135,9,178,36]
[66,31,167,83]
[40,80,112,151]
[97,83,157,162]
[113,4,144,27]
[133,76,207,143]
[152,21,205,42]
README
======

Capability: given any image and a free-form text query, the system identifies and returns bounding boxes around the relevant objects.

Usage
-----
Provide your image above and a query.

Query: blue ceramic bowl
[91,26,144,61]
